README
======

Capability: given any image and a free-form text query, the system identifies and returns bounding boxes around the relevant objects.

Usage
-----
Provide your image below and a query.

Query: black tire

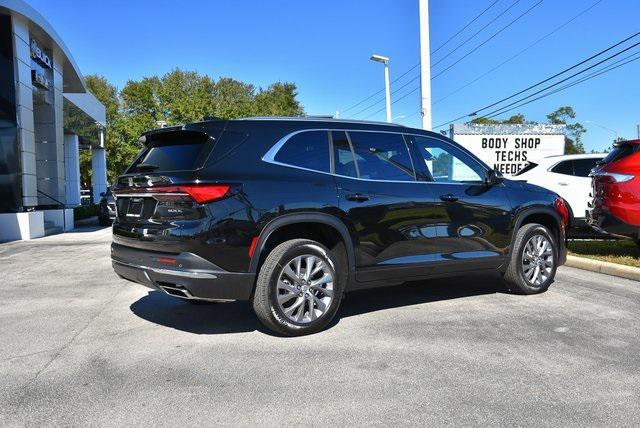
[252,239,346,336]
[503,223,558,295]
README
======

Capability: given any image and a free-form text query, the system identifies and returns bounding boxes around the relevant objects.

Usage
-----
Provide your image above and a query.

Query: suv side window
[274,131,330,173]
[550,160,574,175]
[411,136,484,183]
[332,131,358,178]
[573,158,600,177]
[347,131,415,181]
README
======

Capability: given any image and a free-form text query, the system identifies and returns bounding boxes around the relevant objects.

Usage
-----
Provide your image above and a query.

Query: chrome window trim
[262,128,489,185]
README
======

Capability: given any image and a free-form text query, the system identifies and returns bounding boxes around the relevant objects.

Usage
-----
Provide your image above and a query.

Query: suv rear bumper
[588,207,639,240]
[111,243,255,301]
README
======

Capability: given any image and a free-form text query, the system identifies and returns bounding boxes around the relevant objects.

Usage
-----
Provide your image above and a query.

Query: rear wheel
[504,223,557,294]
[252,239,345,336]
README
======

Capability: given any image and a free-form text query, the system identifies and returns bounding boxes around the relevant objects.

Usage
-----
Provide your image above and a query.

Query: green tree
[546,106,586,154]
[158,69,217,123]
[85,75,140,184]
[84,70,305,182]
[212,77,257,119]
[255,82,304,117]
[470,113,527,125]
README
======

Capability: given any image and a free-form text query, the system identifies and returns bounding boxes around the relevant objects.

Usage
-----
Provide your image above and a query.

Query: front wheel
[252,239,345,336]
[504,223,557,294]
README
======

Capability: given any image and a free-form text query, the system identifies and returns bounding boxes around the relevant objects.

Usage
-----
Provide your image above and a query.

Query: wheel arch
[248,213,355,276]
[509,206,563,255]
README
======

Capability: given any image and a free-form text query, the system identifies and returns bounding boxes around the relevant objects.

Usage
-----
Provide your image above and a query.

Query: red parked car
[589,139,640,241]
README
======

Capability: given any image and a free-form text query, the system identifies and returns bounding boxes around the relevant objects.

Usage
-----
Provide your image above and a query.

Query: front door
[408,135,512,274]
[331,130,440,284]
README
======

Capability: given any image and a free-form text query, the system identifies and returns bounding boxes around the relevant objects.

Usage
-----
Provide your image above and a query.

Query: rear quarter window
[550,160,574,175]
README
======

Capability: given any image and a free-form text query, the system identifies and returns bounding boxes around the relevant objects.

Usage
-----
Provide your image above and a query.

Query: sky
[26,0,640,152]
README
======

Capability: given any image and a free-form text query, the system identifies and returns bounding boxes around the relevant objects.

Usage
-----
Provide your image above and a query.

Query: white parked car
[513,153,606,225]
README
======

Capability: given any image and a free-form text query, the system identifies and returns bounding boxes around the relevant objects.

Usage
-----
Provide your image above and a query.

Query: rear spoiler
[613,138,640,148]
[138,126,210,147]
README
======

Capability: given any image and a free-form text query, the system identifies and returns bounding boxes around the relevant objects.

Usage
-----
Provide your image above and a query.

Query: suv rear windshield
[129,130,211,173]
[601,143,640,164]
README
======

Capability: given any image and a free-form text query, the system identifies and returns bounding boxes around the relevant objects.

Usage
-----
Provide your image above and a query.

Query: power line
[431,0,502,56]
[363,84,423,119]
[433,0,604,105]
[431,0,523,68]
[339,0,504,115]
[349,74,421,118]
[431,0,544,80]
[433,31,640,128]
[361,0,544,121]
[339,64,421,115]
[477,39,640,118]
[483,49,640,120]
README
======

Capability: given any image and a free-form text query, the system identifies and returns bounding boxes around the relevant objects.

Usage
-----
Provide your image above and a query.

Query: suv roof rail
[238,116,407,128]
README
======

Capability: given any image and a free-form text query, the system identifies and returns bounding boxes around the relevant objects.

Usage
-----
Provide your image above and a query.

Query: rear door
[408,135,511,273]
[332,130,439,283]
[547,160,582,215]
[547,158,602,220]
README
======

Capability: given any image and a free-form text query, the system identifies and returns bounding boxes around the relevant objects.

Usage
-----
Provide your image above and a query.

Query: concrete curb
[566,254,640,282]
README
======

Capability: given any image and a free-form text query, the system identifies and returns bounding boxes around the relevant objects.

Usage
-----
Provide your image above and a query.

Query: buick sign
[30,39,52,69]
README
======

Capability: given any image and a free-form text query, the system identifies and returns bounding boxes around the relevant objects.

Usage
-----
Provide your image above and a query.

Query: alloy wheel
[521,234,554,287]
[276,254,334,324]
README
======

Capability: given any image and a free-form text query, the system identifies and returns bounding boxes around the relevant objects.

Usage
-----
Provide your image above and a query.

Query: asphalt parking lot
[1,227,639,426]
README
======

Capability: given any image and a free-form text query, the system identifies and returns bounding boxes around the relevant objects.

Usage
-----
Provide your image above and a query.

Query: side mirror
[485,169,504,186]
[100,192,106,197]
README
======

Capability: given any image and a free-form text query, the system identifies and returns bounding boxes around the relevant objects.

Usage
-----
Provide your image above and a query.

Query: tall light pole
[370,54,392,123]
[419,0,432,130]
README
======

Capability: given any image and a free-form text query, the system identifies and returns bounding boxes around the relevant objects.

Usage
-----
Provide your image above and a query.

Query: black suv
[111,117,569,336]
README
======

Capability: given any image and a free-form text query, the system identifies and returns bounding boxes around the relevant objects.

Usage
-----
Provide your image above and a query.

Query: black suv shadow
[130,273,508,336]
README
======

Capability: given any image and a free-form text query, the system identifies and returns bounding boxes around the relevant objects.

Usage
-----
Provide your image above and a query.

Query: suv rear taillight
[115,184,231,204]
[591,171,634,183]
[554,196,570,228]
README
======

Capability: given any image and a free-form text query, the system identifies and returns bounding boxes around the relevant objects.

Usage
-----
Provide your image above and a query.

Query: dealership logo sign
[30,39,52,69]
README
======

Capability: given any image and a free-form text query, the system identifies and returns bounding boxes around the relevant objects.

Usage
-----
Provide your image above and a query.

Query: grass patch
[568,239,640,268]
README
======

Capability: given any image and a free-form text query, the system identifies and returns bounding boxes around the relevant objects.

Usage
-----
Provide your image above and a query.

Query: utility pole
[419,0,432,130]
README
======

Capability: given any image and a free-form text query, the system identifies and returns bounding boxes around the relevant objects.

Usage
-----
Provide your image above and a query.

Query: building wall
[0,14,21,212]
[0,1,106,240]
[9,14,68,208]
[11,14,37,209]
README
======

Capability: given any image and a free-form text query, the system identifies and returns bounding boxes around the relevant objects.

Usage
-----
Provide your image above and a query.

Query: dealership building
[0,0,106,241]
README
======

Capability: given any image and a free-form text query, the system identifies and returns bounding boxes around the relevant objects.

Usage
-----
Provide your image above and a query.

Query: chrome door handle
[558,182,569,186]
[346,193,369,202]
[439,194,459,202]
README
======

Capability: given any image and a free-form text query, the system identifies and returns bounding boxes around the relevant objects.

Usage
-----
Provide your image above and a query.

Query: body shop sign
[452,124,566,177]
